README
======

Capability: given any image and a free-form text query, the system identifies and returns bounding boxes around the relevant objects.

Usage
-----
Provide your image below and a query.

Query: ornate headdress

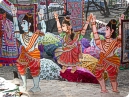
[23,13,34,32]
[110,20,117,25]
[62,16,71,26]
[64,16,70,22]
[106,19,117,31]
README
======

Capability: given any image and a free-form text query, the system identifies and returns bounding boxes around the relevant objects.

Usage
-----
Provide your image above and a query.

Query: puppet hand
[38,8,44,20]
[35,30,41,34]
[87,13,93,22]
[91,15,96,23]
[35,30,45,36]
[54,11,59,20]
[119,14,124,24]
[11,4,17,16]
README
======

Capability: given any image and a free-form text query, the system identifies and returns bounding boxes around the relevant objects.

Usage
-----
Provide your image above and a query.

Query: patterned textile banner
[0,0,19,65]
[66,0,84,31]
[0,18,19,63]
[14,4,38,32]
[0,0,12,15]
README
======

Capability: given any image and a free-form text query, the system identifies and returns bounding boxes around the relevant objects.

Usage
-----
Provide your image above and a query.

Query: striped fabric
[104,40,117,57]
[105,55,120,66]
[99,39,118,64]
[25,32,39,52]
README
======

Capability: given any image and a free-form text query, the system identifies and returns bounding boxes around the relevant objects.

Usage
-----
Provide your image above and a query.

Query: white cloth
[0,77,18,96]
[40,58,61,80]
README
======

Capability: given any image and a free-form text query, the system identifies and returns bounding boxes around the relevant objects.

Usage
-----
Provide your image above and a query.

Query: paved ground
[15,79,129,97]
[7,69,128,97]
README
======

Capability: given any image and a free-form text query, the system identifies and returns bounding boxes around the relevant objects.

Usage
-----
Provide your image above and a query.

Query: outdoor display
[0,0,128,96]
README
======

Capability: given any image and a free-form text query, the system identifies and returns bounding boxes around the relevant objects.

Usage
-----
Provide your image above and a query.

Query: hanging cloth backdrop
[0,18,18,65]
[65,0,85,31]
[0,0,12,15]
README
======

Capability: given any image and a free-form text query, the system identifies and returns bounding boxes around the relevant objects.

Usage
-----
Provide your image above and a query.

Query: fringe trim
[17,53,40,65]
[57,59,81,67]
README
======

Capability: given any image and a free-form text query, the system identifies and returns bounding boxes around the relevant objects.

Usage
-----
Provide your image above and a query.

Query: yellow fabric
[79,54,98,73]
[79,53,108,80]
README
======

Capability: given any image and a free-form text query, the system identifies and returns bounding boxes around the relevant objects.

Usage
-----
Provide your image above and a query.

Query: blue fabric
[44,42,62,57]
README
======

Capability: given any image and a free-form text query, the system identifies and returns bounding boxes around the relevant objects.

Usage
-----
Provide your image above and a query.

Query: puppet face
[105,26,113,38]
[62,23,69,33]
[21,20,31,32]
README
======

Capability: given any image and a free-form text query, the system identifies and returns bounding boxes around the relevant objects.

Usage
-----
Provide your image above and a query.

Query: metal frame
[121,19,129,63]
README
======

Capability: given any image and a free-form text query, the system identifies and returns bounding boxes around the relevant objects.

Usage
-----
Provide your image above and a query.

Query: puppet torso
[101,39,117,57]
[19,32,39,51]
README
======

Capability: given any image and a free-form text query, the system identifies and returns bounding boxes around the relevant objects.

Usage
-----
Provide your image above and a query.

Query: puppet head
[21,13,34,32]
[62,16,71,33]
[105,19,117,39]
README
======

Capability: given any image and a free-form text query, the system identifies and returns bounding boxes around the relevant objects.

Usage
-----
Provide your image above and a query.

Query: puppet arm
[11,4,20,40]
[117,14,124,40]
[81,13,92,35]
[54,12,62,34]
[91,15,102,50]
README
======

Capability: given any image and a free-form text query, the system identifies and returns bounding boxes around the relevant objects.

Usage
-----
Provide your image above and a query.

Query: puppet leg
[19,75,27,91]
[108,66,119,93]
[28,76,41,93]
[17,64,27,92]
[71,66,77,73]
[28,60,41,93]
[95,65,108,93]
[61,66,67,73]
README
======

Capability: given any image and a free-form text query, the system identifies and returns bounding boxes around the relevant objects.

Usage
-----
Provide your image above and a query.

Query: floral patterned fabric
[40,58,61,80]
[0,77,20,97]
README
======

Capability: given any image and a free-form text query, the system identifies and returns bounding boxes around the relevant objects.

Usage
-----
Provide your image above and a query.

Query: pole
[66,0,67,13]
[46,0,50,32]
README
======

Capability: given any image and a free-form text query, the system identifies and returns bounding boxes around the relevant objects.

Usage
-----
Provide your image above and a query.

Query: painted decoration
[66,0,84,31]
